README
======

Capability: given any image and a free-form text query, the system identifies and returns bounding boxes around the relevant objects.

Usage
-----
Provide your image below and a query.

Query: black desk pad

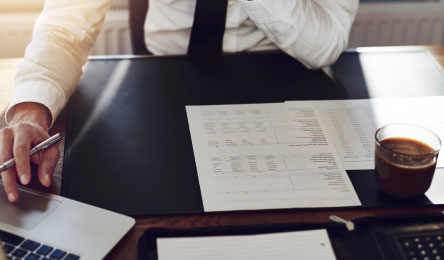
[62,49,444,215]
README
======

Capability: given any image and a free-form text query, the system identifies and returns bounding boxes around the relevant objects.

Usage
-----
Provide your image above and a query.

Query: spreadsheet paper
[186,103,360,212]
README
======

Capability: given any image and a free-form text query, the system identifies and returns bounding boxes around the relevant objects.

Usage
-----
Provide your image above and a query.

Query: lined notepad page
[157,229,337,260]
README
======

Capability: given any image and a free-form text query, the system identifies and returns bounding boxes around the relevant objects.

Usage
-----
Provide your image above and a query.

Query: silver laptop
[0,181,135,260]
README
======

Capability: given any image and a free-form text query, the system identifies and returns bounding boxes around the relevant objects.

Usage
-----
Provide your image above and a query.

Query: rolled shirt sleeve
[6,0,111,127]
[240,0,359,69]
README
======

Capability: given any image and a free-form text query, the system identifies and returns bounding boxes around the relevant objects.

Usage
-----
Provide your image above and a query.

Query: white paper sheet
[286,97,444,170]
[425,168,444,204]
[186,103,361,212]
[157,229,336,260]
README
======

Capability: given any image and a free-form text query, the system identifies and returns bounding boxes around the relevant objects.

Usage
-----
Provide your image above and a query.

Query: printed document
[286,97,444,170]
[157,229,336,260]
[186,103,361,212]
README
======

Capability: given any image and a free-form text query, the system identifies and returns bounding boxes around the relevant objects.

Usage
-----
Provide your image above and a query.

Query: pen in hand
[0,133,62,173]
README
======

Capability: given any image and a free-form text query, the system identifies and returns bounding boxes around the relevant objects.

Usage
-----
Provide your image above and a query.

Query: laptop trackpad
[0,183,61,230]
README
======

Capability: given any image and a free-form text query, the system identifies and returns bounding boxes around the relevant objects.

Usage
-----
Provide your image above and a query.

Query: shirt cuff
[5,81,65,129]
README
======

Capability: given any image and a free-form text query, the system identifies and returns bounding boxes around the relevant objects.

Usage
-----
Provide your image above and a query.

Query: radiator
[0,1,444,58]
[0,0,132,58]
[349,1,444,47]
[89,11,132,56]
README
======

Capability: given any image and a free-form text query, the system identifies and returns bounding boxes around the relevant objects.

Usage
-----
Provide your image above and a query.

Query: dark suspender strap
[187,0,228,55]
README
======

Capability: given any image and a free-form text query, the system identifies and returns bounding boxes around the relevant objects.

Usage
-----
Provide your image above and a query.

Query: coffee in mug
[374,123,440,199]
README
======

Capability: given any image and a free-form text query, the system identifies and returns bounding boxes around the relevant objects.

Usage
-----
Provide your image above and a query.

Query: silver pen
[0,133,62,173]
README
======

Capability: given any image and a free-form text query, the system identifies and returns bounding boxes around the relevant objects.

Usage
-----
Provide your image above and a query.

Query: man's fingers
[13,133,32,185]
[0,128,18,202]
[1,171,18,202]
[12,123,48,185]
[37,147,60,187]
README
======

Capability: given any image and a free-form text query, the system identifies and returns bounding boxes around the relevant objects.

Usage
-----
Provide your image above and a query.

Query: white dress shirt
[6,0,358,126]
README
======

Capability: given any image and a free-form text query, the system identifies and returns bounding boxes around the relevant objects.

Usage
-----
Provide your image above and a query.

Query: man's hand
[0,102,59,202]
[0,246,5,260]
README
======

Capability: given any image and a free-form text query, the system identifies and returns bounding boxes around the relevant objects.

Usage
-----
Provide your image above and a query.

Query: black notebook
[137,213,444,260]
[62,49,444,215]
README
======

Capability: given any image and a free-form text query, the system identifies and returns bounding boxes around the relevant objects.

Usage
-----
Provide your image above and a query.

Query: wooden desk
[2,46,444,260]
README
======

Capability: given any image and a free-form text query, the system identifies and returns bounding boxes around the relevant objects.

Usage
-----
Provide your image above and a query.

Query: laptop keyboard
[397,233,444,260]
[0,229,80,260]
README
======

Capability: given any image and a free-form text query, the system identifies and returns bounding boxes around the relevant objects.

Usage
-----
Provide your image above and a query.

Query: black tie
[187,0,228,55]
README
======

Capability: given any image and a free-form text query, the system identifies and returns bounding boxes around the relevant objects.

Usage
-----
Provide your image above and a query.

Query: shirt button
[228,0,235,6]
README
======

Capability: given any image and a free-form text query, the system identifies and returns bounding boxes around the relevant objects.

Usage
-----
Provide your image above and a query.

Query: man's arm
[1,0,111,202]
[240,0,359,69]
[7,0,112,125]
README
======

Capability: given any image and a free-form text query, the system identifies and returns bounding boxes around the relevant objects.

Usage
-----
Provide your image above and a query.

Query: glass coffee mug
[375,123,441,199]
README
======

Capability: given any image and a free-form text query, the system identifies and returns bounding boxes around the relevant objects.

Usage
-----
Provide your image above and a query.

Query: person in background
[0,0,359,202]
